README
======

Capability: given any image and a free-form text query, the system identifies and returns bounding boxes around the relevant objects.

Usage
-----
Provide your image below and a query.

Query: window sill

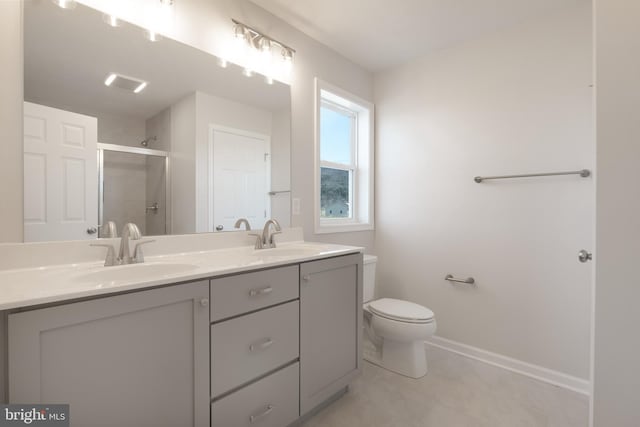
[314,222,374,234]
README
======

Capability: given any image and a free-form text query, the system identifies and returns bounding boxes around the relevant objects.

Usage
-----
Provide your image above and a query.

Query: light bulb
[52,0,77,9]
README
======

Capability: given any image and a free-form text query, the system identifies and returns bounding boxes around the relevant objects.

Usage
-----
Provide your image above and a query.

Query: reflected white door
[210,126,270,232]
[23,102,98,242]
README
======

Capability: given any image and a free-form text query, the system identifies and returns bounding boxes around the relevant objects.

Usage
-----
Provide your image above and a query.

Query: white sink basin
[73,263,199,284]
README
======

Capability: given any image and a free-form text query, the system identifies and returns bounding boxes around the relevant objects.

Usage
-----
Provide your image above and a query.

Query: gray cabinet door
[8,281,210,427]
[299,253,363,415]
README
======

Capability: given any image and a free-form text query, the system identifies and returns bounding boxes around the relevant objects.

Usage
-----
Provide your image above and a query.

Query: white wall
[375,5,593,379]
[592,0,640,424]
[96,112,146,148]
[0,1,23,244]
[170,93,197,234]
[271,109,292,227]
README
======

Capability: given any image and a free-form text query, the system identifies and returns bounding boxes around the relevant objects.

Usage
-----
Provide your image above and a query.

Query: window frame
[314,78,374,234]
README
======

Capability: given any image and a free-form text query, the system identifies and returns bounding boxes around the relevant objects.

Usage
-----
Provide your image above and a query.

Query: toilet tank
[363,254,378,303]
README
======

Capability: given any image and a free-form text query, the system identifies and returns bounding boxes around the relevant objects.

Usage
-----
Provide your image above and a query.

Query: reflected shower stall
[97,143,169,238]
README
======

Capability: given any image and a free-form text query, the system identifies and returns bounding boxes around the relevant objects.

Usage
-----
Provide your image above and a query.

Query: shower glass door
[97,143,169,238]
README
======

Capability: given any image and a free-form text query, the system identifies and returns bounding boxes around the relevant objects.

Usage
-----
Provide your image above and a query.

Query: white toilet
[362,255,436,378]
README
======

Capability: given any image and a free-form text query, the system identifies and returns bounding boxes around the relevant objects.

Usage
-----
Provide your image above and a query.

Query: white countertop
[0,241,362,311]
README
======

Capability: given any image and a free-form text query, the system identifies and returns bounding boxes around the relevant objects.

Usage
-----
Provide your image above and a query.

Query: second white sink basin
[73,263,199,284]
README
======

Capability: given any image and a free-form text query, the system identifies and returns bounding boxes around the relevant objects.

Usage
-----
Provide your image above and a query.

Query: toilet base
[363,333,428,379]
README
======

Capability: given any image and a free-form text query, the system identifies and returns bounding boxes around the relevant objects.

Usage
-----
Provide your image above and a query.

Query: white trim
[208,124,271,232]
[97,142,168,158]
[314,78,375,234]
[426,336,590,396]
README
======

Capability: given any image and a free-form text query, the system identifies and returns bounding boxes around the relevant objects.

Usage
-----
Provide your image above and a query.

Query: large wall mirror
[23,1,291,242]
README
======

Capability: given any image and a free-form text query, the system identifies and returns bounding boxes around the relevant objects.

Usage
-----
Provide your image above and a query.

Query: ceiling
[249,0,588,71]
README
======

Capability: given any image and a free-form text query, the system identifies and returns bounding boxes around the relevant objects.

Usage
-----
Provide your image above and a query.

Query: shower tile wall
[145,155,167,236]
[103,151,147,234]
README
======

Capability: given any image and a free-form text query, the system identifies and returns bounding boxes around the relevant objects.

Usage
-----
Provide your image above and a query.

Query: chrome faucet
[234,218,251,231]
[118,223,142,264]
[250,219,282,249]
[91,223,154,266]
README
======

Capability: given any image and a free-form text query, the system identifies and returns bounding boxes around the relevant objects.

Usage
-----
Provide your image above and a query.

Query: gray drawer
[211,362,299,427]
[211,301,299,397]
[210,265,299,321]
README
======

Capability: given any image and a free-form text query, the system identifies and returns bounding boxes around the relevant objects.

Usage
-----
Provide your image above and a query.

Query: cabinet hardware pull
[249,286,273,297]
[302,275,311,282]
[250,404,274,423]
[199,298,209,307]
[249,338,274,352]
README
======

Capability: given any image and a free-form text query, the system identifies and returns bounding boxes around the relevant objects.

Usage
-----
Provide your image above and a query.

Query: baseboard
[425,336,590,396]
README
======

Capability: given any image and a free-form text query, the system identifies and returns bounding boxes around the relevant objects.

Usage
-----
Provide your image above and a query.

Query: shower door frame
[97,143,171,237]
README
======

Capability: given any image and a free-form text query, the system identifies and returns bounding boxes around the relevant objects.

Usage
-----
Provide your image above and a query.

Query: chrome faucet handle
[98,221,118,238]
[132,239,155,263]
[234,218,251,231]
[90,243,117,267]
[248,232,265,249]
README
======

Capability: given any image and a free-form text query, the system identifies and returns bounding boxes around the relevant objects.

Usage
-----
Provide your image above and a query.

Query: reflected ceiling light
[104,73,117,86]
[103,14,122,27]
[52,0,77,9]
[133,82,148,93]
[145,30,161,42]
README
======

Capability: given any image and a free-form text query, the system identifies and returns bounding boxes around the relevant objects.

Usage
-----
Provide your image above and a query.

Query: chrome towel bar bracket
[474,169,590,183]
[445,274,475,285]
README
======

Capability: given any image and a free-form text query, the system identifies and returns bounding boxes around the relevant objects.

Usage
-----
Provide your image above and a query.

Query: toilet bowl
[363,255,436,378]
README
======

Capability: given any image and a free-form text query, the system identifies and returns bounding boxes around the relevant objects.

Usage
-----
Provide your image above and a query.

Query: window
[315,78,374,233]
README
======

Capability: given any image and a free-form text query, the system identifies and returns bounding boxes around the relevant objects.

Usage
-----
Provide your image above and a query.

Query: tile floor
[302,345,589,427]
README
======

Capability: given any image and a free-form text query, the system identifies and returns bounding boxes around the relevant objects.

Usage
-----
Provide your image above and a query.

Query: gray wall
[0,1,23,243]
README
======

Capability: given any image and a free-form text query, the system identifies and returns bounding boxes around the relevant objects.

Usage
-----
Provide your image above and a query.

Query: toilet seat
[368,298,434,324]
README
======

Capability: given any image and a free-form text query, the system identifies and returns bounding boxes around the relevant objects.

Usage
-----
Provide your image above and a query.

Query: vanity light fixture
[232,19,295,72]
[52,0,76,9]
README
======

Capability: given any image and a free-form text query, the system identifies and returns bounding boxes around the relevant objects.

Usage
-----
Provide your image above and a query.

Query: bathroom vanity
[0,236,363,427]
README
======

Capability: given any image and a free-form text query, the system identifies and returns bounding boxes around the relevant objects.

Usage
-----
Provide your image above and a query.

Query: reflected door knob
[86,227,98,235]
[578,250,592,263]
[216,225,224,231]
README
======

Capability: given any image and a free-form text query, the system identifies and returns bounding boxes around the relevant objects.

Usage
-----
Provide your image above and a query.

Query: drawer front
[212,362,299,427]
[211,301,299,397]
[210,265,299,321]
